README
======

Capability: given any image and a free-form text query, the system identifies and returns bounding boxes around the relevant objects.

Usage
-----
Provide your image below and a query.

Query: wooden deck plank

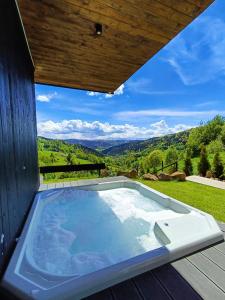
[202,247,225,271]
[54,182,64,188]
[152,264,202,300]
[187,252,225,292]
[38,184,47,191]
[215,242,225,255]
[133,271,172,300]
[62,182,71,187]
[38,176,130,191]
[47,183,56,189]
[111,280,143,300]
[70,181,78,187]
[172,258,225,300]
[85,288,114,300]
[218,222,225,232]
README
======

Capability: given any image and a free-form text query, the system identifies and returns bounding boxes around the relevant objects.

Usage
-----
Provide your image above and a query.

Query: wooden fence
[39,163,106,177]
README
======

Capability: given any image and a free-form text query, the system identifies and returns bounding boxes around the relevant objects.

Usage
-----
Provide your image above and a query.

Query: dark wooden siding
[0,0,39,275]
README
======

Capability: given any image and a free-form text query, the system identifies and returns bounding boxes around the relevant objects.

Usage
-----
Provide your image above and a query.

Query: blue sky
[36,1,225,140]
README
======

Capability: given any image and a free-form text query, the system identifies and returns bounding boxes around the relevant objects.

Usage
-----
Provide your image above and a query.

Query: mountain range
[60,130,190,156]
[64,139,139,151]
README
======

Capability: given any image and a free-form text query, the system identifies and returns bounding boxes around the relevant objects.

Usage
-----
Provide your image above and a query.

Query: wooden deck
[85,227,225,300]
[39,177,225,300]
[38,176,130,191]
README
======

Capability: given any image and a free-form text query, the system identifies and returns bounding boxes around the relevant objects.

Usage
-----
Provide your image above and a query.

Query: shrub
[206,170,213,178]
[198,145,210,177]
[213,152,224,179]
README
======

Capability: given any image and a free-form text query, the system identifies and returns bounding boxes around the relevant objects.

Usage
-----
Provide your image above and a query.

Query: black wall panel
[0,0,39,275]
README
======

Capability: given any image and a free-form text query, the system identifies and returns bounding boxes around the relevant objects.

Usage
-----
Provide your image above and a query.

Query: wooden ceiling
[17,0,214,93]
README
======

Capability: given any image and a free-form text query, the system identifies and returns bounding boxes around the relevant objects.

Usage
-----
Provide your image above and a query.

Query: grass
[138,179,225,222]
[38,150,91,167]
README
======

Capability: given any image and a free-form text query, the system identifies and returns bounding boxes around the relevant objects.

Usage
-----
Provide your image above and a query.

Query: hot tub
[2,180,223,300]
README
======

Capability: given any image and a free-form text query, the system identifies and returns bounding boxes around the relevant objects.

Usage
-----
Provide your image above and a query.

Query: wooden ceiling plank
[99,0,193,25]
[31,51,143,73]
[156,0,201,17]
[35,76,116,93]
[186,0,214,8]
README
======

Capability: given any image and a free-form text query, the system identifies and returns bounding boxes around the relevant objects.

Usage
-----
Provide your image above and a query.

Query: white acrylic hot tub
[2,180,223,300]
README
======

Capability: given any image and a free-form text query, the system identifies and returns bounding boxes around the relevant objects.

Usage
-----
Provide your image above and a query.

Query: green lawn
[138,179,225,222]
[38,150,92,167]
[43,175,225,222]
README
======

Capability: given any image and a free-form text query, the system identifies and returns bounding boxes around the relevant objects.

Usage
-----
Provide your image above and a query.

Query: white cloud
[87,91,99,97]
[195,101,219,108]
[115,109,225,120]
[150,120,191,136]
[36,92,58,102]
[164,16,225,85]
[87,84,125,98]
[37,119,192,140]
[105,84,125,98]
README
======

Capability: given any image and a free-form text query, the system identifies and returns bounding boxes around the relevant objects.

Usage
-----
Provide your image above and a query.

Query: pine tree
[50,152,56,164]
[183,150,193,176]
[66,152,73,165]
[213,152,224,179]
[198,145,210,177]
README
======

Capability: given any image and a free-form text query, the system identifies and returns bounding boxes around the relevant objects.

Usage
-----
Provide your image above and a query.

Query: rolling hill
[38,137,103,167]
[38,136,102,156]
[102,130,190,156]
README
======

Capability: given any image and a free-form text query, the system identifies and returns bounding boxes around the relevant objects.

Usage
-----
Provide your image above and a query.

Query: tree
[198,145,210,177]
[66,152,73,165]
[207,139,223,154]
[187,115,225,156]
[145,150,163,174]
[203,115,224,144]
[138,160,145,176]
[50,152,56,164]
[183,149,193,176]
[213,152,224,179]
[187,126,205,157]
[221,125,225,147]
[165,146,178,173]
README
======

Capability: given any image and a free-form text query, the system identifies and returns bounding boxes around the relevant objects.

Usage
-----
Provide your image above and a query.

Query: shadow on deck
[86,224,225,300]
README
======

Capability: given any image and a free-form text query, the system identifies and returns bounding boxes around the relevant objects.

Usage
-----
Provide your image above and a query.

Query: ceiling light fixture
[95,23,102,36]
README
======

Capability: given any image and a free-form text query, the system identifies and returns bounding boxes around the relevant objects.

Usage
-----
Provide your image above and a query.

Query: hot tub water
[30,188,180,276]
